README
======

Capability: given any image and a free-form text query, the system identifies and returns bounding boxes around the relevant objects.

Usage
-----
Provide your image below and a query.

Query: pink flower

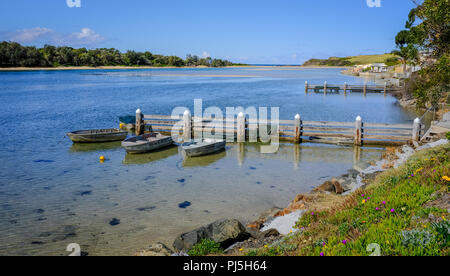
[311,212,314,216]
[361,194,365,197]
[382,201,386,205]
[376,207,380,211]
[322,242,326,246]
[391,208,395,213]
[342,240,347,245]
[320,252,324,256]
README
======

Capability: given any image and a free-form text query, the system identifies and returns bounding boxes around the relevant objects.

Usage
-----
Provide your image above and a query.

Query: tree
[392,30,418,74]
[396,0,450,108]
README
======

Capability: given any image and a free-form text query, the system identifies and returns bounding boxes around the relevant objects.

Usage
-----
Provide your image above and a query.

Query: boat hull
[67,129,128,143]
[122,133,174,154]
[182,140,226,157]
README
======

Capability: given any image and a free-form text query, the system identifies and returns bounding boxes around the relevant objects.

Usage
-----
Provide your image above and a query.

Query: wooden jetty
[134,109,424,147]
[304,81,400,96]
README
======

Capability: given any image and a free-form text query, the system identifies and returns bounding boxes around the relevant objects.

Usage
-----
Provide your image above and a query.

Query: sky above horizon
[0,0,416,64]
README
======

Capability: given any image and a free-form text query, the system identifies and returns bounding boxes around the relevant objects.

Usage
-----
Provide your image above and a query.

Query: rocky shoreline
[133,149,404,256]
[135,113,450,256]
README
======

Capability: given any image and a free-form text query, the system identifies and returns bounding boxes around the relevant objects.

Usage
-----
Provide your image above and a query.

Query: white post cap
[295,114,300,120]
[356,116,362,121]
[136,108,142,114]
[184,110,191,116]
[238,112,244,117]
[414,118,421,124]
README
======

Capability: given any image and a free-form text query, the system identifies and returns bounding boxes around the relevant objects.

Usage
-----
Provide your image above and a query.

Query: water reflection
[69,141,122,153]
[122,145,179,165]
[182,149,227,167]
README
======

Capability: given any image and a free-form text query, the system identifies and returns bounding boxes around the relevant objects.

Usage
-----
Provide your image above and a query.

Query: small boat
[182,139,226,157]
[121,132,173,154]
[119,115,136,130]
[67,129,128,143]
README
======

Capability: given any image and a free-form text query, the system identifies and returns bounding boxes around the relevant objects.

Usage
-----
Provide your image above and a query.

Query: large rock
[135,242,174,256]
[173,219,250,252]
[314,179,344,194]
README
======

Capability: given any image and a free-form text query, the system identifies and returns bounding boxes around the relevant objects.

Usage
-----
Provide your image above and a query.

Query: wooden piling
[305,81,308,94]
[183,110,192,142]
[384,82,387,96]
[237,112,245,143]
[324,81,327,95]
[363,83,367,96]
[412,118,421,142]
[344,82,347,95]
[294,114,302,143]
[135,109,144,136]
[355,116,362,146]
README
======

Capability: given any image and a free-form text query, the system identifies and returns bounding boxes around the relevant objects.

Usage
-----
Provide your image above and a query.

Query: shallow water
[0,67,421,255]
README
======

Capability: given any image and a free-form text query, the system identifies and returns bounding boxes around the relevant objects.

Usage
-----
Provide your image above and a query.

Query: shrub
[400,229,435,248]
[187,239,224,256]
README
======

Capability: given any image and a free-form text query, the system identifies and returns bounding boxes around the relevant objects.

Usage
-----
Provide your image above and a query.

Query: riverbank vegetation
[0,41,243,68]
[393,0,449,110]
[243,144,449,256]
[302,54,400,67]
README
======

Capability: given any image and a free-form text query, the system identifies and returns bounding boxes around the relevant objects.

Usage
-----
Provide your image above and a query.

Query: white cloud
[202,51,211,58]
[59,28,105,45]
[9,27,53,43]
[4,27,105,46]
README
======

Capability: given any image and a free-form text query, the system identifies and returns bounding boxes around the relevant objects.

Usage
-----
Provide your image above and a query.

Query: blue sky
[0,0,416,64]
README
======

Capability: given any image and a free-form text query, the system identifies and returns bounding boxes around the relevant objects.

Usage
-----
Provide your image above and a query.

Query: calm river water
[0,67,421,255]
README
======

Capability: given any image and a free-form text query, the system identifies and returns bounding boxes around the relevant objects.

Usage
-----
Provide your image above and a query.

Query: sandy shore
[0,65,353,72]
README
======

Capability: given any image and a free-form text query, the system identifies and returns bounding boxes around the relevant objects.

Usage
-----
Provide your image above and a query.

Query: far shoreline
[0,65,352,72]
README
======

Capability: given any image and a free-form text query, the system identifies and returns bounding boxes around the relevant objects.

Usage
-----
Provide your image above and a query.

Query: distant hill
[302,54,400,67]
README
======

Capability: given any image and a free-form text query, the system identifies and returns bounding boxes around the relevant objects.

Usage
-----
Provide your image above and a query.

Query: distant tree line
[0,41,243,68]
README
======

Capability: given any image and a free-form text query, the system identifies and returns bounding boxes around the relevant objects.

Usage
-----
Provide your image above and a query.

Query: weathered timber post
[355,116,362,146]
[384,82,387,96]
[412,118,421,142]
[363,83,367,96]
[344,82,347,95]
[135,108,144,136]
[294,114,302,143]
[183,110,192,142]
[237,112,245,143]
[305,81,309,94]
[324,81,327,95]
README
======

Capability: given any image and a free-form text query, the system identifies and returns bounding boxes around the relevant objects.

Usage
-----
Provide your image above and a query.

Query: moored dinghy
[121,132,173,154]
[67,129,128,143]
[182,139,226,157]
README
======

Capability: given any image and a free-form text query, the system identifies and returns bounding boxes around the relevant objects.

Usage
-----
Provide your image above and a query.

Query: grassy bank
[243,144,449,256]
[303,54,399,67]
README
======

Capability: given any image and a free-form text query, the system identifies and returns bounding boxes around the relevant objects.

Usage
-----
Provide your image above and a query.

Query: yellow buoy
[99,156,106,162]
[119,123,124,129]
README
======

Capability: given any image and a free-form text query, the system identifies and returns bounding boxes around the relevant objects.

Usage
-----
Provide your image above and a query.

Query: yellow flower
[443,216,447,221]
[362,199,366,204]
[239,248,244,252]
[264,245,268,248]
[415,168,423,174]
[442,176,450,181]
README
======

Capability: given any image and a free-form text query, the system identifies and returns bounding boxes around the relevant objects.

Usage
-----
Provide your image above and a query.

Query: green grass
[347,54,399,65]
[187,239,224,256]
[302,53,400,67]
[246,144,449,256]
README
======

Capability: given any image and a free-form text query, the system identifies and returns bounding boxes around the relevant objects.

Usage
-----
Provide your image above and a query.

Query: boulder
[135,242,174,256]
[173,219,250,252]
[314,179,344,194]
